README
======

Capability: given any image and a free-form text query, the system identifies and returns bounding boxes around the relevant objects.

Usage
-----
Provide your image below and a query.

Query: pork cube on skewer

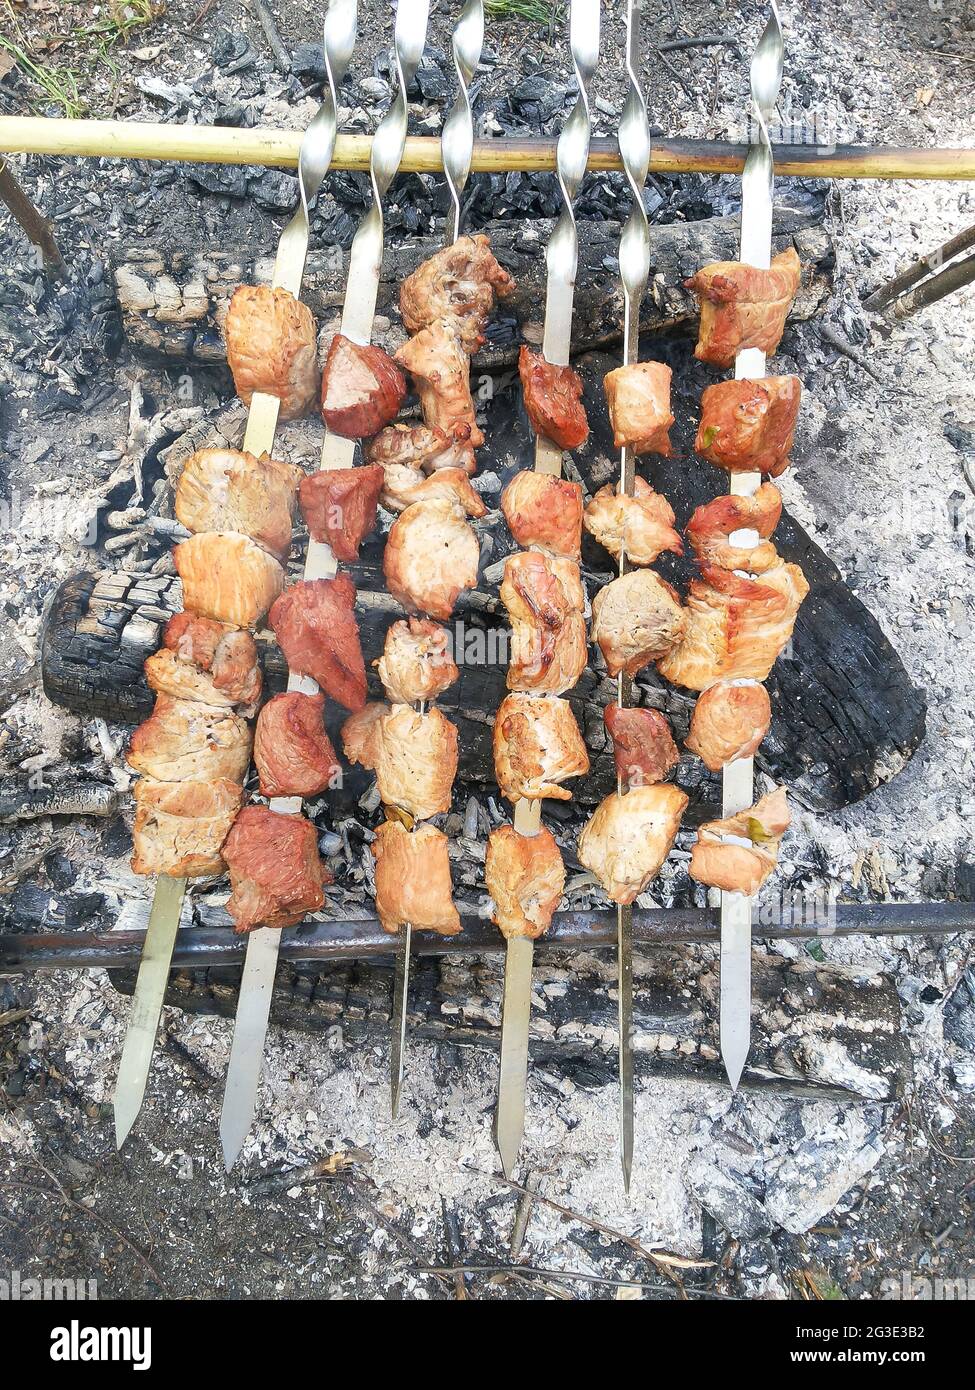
[225,284,319,419]
[394,320,484,448]
[685,485,783,574]
[173,532,284,628]
[366,423,477,477]
[684,247,801,368]
[603,704,679,789]
[500,550,588,695]
[518,346,589,451]
[383,498,480,621]
[131,777,244,878]
[298,464,385,562]
[375,618,459,705]
[685,681,772,772]
[485,823,566,940]
[378,462,486,517]
[578,783,688,906]
[174,448,301,561]
[269,575,367,712]
[342,703,458,821]
[222,804,331,933]
[603,362,674,457]
[399,233,515,353]
[254,692,341,800]
[372,821,461,936]
[695,376,802,478]
[501,471,584,560]
[127,694,252,784]
[493,693,589,802]
[320,335,407,439]
[689,785,790,895]
[145,613,262,712]
[590,569,685,678]
[583,478,683,567]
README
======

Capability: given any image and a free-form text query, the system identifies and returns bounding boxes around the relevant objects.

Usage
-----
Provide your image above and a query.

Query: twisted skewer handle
[739,0,784,273]
[617,0,651,368]
[442,0,484,242]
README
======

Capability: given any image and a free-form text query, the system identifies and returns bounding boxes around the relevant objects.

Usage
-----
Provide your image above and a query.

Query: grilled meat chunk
[222,804,330,932]
[298,464,384,562]
[173,532,284,628]
[383,498,480,621]
[225,284,319,418]
[339,701,389,767]
[320,334,406,438]
[131,777,243,878]
[685,680,772,771]
[269,575,367,711]
[127,695,252,784]
[685,484,783,574]
[342,703,458,820]
[485,824,566,940]
[372,820,461,936]
[657,561,809,691]
[578,783,688,906]
[378,462,486,516]
[146,615,261,711]
[518,346,589,450]
[684,248,801,368]
[375,618,459,705]
[500,550,588,695]
[603,361,674,456]
[501,470,583,559]
[254,691,340,799]
[689,785,790,895]
[603,704,679,788]
[591,569,685,677]
[394,320,484,448]
[493,693,590,802]
[583,477,683,567]
[174,448,300,561]
[366,423,476,476]
[696,376,801,477]
[399,233,515,353]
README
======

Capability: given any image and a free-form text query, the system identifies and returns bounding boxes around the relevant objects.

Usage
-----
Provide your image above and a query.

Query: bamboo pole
[2,115,975,180]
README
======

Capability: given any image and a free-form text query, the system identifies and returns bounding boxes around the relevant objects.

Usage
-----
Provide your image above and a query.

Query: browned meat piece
[689,786,790,895]
[657,561,809,691]
[173,532,284,628]
[696,377,801,477]
[485,824,566,940]
[603,361,674,456]
[378,462,486,516]
[394,321,484,448]
[131,777,243,878]
[298,464,384,562]
[269,575,367,712]
[399,233,515,353]
[500,551,588,695]
[603,704,679,788]
[684,248,802,368]
[225,284,319,418]
[126,695,252,784]
[222,804,331,932]
[591,569,685,678]
[583,477,683,567]
[501,470,583,559]
[146,615,261,711]
[343,703,458,820]
[254,692,340,799]
[174,448,300,561]
[685,484,783,574]
[493,693,589,802]
[578,783,689,905]
[375,618,459,704]
[518,346,589,451]
[382,498,480,621]
[320,334,406,438]
[372,820,461,936]
[366,423,476,476]
[685,681,772,771]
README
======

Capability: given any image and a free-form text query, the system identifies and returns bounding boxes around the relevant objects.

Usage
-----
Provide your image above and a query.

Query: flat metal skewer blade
[495,935,534,1179]
[112,873,186,1148]
[220,927,281,1170]
[390,920,412,1118]
[720,892,752,1090]
[617,901,634,1192]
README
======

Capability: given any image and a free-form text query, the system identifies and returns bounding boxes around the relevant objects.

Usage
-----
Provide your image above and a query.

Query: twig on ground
[0,159,67,278]
[819,323,885,382]
[250,0,292,76]
[245,1148,372,1195]
[864,223,975,310]
[411,1264,732,1296]
[891,250,975,319]
[441,1197,473,1300]
[658,34,739,53]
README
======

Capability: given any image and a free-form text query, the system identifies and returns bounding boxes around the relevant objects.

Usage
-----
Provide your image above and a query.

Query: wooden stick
[0,157,66,277]
[864,222,975,309]
[890,248,975,318]
[3,116,975,180]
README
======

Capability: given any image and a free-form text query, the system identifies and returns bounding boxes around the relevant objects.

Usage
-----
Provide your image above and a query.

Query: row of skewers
[116,0,804,1183]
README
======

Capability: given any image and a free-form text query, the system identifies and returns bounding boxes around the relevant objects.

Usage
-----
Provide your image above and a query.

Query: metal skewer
[113,0,358,1152]
[495,0,599,1181]
[389,0,483,1119]
[719,1,784,1092]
